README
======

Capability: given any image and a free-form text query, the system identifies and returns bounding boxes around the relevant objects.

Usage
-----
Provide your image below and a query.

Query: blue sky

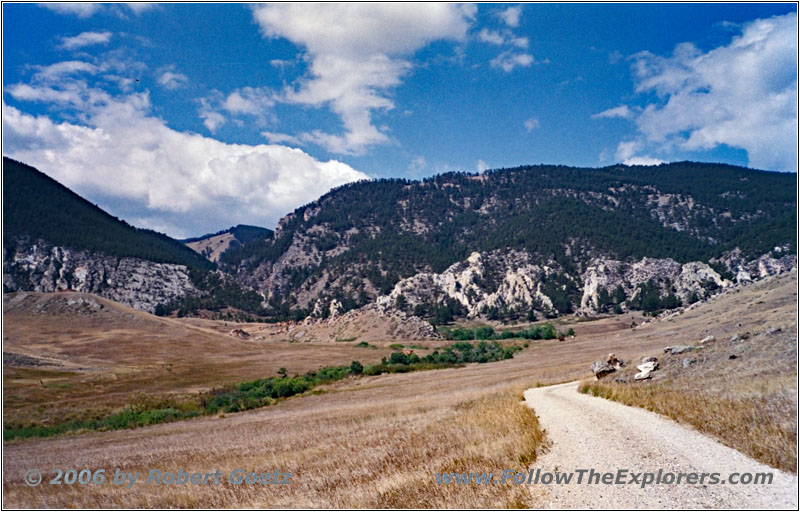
[3,3,797,237]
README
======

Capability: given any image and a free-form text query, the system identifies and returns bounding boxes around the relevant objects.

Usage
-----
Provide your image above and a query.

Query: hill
[217,161,796,320]
[184,225,273,263]
[3,157,212,269]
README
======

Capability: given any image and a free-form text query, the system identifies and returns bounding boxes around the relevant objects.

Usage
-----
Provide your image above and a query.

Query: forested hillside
[3,157,212,270]
[222,161,796,317]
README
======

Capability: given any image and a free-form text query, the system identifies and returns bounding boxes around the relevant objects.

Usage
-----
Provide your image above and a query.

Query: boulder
[637,361,658,373]
[591,361,616,379]
[682,357,696,368]
[670,345,699,355]
[699,335,715,344]
[634,370,652,381]
[606,353,625,369]
[230,328,250,339]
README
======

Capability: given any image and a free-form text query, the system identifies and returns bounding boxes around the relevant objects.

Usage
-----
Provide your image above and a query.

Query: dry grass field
[2,270,796,507]
[2,292,397,428]
[580,270,798,473]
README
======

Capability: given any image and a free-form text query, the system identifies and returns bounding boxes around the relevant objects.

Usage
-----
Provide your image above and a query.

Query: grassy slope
[580,270,797,472]
[2,271,795,506]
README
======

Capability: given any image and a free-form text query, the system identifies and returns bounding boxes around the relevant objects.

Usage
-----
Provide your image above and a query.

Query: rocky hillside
[3,240,196,313]
[218,161,796,321]
[2,157,207,312]
[4,157,795,322]
[184,225,273,263]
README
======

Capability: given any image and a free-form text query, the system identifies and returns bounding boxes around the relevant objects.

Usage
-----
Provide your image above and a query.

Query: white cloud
[477,28,505,46]
[407,156,427,176]
[490,51,534,72]
[592,105,635,120]
[614,140,664,166]
[198,98,226,133]
[58,31,112,51]
[625,12,797,171]
[251,3,474,154]
[125,3,157,15]
[476,159,489,172]
[497,6,522,28]
[624,156,665,166]
[41,3,102,18]
[222,87,275,115]
[157,71,189,90]
[523,117,540,132]
[41,3,154,17]
[261,131,304,146]
[3,65,369,237]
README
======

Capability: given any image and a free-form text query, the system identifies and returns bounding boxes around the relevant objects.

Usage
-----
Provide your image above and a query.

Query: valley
[3,270,796,507]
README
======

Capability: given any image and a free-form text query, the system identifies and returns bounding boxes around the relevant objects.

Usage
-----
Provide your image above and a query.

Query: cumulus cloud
[125,3,157,15]
[40,3,102,18]
[41,3,154,17]
[261,131,304,146]
[58,31,112,51]
[523,117,540,132]
[222,87,275,115]
[157,71,189,90]
[497,6,522,28]
[591,105,635,120]
[477,28,505,46]
[407,156,427,176]
[3,65,369,237]
[491,51,534,72]
[623,12,797,171]
[624,156,665,166]
[251,3,474,154]
[614,140,664,166]
[480,6,536,72]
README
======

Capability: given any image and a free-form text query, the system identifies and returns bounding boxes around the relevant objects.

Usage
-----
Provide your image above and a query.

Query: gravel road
[524,381,798,509]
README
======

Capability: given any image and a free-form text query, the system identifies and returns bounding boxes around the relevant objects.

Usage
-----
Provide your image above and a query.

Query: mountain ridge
[3,157,796,321]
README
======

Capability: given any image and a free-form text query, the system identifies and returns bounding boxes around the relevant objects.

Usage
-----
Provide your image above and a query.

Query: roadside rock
[669,345,699,355]
[230,328,250,339]
[591,361,616,379]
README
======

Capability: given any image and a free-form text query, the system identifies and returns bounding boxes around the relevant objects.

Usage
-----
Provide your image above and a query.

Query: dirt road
[524,382,798,508]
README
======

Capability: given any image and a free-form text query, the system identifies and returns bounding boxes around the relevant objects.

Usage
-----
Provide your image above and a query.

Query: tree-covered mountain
[183,224,273,263]
[3,157,795,321]
[3,157,212,270]
[219,161,796,318]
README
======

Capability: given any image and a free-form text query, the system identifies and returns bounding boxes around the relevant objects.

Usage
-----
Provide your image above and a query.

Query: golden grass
[578,272,798,473]
[3,271,796,507]
[580,375,797,472]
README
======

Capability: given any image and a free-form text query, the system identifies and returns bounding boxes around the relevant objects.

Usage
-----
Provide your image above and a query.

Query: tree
[612,285,627,304]
[349,361,363,374]
[277,367,287,378]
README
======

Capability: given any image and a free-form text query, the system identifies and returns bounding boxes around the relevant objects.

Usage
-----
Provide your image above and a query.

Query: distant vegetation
[4,341,528,440]
[438,323,572,341]
[182,224,273,245]
[3,157,211,270]
[216,161,796,319]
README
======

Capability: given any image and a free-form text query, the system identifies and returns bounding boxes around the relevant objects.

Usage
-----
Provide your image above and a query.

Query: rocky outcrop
[370,247,796,320]
[3,240,196,313]
[635,358,659,380]
[579,257,731,312]
[376,250,557,318]
[286,303,440,342]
